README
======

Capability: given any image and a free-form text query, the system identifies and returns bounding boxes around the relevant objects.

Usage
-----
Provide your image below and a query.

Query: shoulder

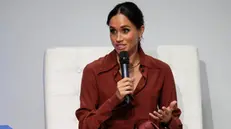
[83,55,107,73]
[144,54,172,72]
[144,54,174,79]
[82,50,116,74]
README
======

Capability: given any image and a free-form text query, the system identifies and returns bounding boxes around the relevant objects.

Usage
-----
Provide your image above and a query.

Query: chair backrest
[157,45,202,129]
[44,46,202,129]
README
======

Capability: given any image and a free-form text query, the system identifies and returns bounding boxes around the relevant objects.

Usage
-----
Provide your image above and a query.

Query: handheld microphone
[119,51,132,104]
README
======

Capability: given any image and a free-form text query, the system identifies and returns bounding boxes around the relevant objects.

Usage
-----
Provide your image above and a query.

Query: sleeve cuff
[167,117,182,129]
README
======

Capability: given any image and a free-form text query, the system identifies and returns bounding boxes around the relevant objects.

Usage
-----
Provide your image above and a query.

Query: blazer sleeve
[158,65,183,129]
[75,64,121,129]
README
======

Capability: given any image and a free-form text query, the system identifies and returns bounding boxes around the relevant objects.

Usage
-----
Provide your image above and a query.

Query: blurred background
[0,0,230,129]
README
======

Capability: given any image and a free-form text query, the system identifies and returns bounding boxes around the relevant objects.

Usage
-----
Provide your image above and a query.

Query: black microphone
[119,51,132,104]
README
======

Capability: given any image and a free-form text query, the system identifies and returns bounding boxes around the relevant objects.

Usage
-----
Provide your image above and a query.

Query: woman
[76,2,182,129]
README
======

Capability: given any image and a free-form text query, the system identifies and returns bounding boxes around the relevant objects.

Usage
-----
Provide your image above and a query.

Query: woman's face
[108,13,144,54]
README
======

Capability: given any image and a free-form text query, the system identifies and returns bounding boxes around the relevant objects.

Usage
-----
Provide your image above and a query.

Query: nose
[116,33,123,42]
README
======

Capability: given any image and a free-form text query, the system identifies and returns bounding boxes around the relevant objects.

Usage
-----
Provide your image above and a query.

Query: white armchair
[44,46,202,129]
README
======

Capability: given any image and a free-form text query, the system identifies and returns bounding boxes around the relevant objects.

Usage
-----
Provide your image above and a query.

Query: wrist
[161,117,172,127]
[115,91,123,101]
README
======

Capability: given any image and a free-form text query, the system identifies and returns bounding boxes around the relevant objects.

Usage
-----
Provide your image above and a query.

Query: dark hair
[106,2,144,29]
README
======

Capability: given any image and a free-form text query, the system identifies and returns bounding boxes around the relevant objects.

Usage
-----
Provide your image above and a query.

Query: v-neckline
[114,66,148,96]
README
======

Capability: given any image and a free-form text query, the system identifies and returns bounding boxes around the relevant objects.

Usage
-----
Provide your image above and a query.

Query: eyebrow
[109,25,131,29]
[120,25,130,28]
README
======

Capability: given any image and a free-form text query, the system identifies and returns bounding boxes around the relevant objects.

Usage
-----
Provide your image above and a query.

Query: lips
[115,44,126,50]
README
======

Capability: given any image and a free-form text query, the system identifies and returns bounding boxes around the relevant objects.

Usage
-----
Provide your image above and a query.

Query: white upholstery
[157,45,202,129]
[44,46,202,129]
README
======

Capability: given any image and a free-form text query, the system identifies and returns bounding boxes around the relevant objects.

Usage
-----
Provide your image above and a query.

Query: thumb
[169,100,177,110]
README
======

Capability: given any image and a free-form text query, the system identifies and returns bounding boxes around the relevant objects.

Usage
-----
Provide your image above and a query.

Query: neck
[128,48,140,66]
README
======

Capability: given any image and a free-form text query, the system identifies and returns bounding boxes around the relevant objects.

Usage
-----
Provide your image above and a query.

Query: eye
[110,28,117,35]
[122,28,130,34]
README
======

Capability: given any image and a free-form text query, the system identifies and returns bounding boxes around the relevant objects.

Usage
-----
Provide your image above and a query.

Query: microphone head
[119,51,129,64]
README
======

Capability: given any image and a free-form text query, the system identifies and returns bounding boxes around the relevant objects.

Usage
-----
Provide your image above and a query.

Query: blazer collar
[97,47,154,74]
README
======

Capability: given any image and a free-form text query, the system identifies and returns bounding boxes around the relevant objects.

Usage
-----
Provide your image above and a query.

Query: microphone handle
[121,63,131,104]
[121,63,129,78]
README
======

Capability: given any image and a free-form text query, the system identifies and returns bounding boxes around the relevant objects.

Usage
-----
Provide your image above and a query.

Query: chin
[115,49,129,54]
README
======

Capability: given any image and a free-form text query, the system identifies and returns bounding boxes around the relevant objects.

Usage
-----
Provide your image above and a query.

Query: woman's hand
[116,77,134,100]
[149,101,177,124]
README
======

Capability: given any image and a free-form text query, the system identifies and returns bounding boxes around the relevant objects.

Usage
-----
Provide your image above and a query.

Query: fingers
[119,86,133,92]
[149,111,163,121]
[118,77,134,84]
[161,101,177,116]
[149,110,168,123]
[116,77,135,100]
[149,112,159,120]
[162,106,170,116]
[154,110,163,119]
[117,81,133,88]
[117,77,134,89]
[169,100,177,110]
[149,107,172,123]
[149,101,178,123]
